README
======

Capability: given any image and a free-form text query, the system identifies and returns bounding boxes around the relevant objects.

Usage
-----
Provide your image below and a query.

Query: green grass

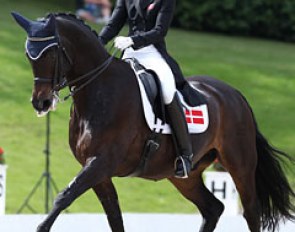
[0,0,294,214]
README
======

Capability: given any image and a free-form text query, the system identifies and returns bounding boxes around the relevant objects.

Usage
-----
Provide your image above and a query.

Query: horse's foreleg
[93,179,125,232]
[37,156,105,232]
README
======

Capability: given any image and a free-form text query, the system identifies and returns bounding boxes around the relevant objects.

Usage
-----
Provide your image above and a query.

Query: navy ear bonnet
[11,12,58,60]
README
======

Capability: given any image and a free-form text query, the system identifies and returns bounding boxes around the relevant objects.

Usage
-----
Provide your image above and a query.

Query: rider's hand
[114,36,134,51]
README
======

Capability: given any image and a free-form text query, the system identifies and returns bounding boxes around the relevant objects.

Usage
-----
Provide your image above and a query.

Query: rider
[98,0,192,178]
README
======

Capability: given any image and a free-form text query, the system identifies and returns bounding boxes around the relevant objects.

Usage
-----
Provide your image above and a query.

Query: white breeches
[123,45,176,104]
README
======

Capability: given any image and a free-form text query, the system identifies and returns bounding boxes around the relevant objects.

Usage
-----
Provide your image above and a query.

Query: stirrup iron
[174,156,191,179]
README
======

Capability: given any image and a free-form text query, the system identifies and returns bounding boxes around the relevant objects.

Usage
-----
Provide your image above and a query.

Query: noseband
[29,34,118,101]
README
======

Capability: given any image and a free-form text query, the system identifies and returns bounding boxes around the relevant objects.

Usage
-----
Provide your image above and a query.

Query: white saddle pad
[134,70,209,134]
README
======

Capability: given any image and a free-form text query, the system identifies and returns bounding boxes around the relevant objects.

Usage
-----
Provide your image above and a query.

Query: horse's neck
[69,42,109,79]
[58,32,110,119]
[56,17,140,128]
[71,58,138,122]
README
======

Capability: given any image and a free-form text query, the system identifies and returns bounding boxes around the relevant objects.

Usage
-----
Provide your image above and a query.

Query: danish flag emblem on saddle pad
[185,109,205,125]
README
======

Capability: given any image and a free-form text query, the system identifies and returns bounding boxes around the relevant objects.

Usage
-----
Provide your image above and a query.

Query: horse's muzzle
[31,97,52,115]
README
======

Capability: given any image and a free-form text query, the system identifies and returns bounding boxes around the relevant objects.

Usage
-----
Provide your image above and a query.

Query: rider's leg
[123,45,192,178]
[141,50,193,178]
[166,93,193,178]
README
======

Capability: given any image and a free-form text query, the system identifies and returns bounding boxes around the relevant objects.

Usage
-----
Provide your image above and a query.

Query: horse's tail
[254,120,295,231]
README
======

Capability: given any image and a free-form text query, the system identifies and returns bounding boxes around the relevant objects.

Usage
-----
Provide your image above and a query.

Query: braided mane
[44,12,99,37]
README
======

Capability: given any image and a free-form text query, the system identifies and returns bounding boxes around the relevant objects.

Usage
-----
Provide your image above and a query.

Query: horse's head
[12,12,112,116]
[12,12,70,116]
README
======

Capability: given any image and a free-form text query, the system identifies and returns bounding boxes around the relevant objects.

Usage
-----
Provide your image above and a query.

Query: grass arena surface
[0,0,294,214]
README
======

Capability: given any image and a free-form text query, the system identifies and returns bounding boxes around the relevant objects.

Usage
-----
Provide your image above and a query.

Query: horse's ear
[11,12,32,34]
[45,14,56,33]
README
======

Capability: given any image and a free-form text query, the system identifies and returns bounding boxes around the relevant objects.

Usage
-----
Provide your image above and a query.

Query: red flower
[0,147,5,164]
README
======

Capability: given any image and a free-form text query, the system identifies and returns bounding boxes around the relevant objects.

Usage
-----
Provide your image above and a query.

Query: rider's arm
[131,0,175,49]
[99,0,127,45]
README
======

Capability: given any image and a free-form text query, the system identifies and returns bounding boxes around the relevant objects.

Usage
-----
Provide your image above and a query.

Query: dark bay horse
[12,13,294,232]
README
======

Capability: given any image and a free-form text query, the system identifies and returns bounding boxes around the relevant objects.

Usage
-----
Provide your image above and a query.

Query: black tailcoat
[99,0,186,88]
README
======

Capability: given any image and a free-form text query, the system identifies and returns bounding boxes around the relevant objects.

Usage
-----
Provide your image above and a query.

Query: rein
[30,35,119,102]
[57,46,119,101]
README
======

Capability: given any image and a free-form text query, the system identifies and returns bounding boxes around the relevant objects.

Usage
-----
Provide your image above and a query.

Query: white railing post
[0,164,7,215]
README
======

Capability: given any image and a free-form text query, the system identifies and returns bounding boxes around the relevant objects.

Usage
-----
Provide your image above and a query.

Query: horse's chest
[75,120,92,159]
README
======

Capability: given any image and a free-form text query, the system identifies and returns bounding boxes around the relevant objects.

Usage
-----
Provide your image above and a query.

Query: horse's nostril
[43,99,52,109]
[37,100,44,110]
[32,98,52,111]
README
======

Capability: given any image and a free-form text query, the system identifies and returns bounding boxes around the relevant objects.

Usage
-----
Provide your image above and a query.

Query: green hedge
[173,0,295,42]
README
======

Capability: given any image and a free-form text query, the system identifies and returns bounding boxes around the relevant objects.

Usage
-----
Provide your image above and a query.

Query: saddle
[125,58,209,134]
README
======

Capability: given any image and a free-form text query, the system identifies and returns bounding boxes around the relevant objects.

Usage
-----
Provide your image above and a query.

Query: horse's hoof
[37,224,50,232]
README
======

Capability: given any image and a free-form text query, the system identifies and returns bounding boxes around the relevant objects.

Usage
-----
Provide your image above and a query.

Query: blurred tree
[173,0,295,42]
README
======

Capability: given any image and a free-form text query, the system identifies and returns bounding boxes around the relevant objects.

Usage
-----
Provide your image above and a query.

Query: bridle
[30,35,72,90]
[29,34,119,102]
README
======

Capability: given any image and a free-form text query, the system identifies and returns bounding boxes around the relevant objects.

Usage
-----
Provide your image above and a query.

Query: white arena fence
[1,171,294,231]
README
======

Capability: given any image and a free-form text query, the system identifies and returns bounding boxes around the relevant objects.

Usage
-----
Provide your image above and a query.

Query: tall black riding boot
[166,94,193,178]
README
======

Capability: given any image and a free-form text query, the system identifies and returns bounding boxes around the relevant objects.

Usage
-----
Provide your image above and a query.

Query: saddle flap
[125,58,166,123]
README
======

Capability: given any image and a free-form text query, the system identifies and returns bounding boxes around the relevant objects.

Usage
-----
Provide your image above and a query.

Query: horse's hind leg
[92,179,125,232]
[169,170,224,232]
[227,163,260,231]
[234,172,260,232]
[220,141,260,231]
